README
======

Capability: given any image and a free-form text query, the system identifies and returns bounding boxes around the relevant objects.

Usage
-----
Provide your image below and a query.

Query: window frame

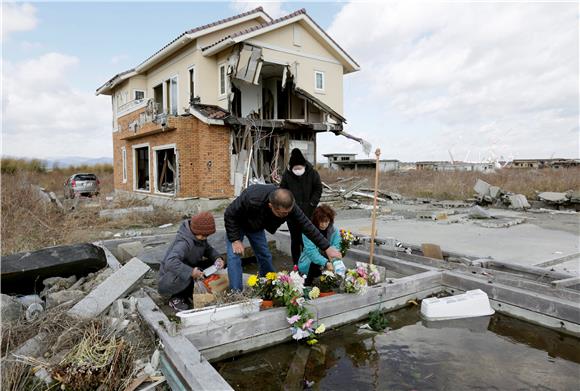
[132,143,150,192]
[314,70,325,93]
[153,144,177,195]
[218,62,227,99]
[121,146,127,183]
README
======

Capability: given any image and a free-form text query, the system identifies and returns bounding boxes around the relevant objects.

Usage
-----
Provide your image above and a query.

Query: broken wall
[114,110,234,198]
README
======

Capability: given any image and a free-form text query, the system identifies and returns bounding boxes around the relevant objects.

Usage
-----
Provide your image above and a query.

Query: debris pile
[537,191,580,210]
[321,177,402,211]
[0,245,165,391]
[472,179,531,209]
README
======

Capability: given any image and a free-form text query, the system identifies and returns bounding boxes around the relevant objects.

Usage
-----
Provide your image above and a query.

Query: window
[153,76,178,115]
[314,71,325,92]
[133,145,150,191]
[154,146,176,194]
[134,90,145,100]
[188,67,195,104]
[219,63,227,97]
[121,147,127,183]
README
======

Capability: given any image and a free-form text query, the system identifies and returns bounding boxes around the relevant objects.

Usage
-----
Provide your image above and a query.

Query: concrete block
[99,205,154,220]
[474,179,491,196]
[509,194,531,209]
[43,275,77,290]
[538,192,568,204]
[136,243,170,270]
[68,258,150,319]
[1,294,25,322]
[489,186,501,199]
[117,241,145,263]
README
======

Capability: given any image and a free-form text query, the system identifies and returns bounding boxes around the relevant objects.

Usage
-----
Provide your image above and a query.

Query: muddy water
[215,306,580,390]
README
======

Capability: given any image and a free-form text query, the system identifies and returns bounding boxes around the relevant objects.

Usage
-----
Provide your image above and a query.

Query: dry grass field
[1,159,180,256]
[318,167,580,200]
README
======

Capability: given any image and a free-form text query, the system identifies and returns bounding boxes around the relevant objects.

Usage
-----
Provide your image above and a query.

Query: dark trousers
[287,218,304,265]
[171,279,195,303]
[305,263,323,286]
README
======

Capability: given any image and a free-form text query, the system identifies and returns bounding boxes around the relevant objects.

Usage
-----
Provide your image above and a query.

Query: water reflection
[217,306,580,391]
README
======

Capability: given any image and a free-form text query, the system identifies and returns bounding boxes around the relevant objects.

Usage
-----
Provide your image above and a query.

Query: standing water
[215,306,580,390]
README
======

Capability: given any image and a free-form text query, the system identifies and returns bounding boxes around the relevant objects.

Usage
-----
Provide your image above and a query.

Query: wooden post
[369,148,381,265]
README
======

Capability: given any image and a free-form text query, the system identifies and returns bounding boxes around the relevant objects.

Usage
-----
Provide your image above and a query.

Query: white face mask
[292,167,305,176]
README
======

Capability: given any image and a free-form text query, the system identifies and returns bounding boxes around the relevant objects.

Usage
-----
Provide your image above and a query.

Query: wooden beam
[137,294,233,391]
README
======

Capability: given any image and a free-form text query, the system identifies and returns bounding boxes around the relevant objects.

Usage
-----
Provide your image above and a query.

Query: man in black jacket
[280,148,323,265]
[224,184,341,290]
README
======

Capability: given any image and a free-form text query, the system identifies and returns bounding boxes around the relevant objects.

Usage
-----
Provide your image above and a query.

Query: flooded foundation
[215,305,580,391]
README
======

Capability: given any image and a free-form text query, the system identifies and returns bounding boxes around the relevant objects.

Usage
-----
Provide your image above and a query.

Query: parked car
[64,173,100,199]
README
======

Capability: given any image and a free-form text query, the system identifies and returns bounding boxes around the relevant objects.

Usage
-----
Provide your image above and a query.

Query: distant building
[398,162,417,171]
[510,159,580,169]
[323,153,399,171]
[323,153,357,169]
[416,161,494,172]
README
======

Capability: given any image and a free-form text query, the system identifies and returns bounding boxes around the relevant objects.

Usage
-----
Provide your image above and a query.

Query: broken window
[134,90,145,100]
[134,146,150,191]
[121,147,127,183]
[153,84,163,114]
[189,67,195,104]
[170,77,178,115]
[155,147,176,194]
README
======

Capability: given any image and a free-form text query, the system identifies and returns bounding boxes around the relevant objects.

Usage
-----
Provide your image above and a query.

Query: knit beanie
[288,148,307,168]
[189,211,216,236]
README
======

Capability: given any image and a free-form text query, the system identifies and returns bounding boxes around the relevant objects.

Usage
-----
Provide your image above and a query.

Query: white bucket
[420,289,494,321]
[176,299,262,327]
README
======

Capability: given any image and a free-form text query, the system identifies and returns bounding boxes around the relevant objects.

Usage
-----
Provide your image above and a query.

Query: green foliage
[368,310,389,332]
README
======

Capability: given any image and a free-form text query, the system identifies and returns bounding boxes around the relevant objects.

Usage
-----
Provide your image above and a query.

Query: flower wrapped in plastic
[339,229,357,257]
[343,268,369,295]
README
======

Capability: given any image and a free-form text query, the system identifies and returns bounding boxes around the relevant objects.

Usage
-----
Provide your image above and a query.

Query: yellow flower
[315,324,326,334]
[247,275,258,287]
[309,287,320,299]
[306,338,318,345]
[266,272,277,280]
[356,277,367,286]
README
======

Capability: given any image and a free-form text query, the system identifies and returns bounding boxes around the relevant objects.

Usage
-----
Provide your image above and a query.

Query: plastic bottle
[332,259,346,277]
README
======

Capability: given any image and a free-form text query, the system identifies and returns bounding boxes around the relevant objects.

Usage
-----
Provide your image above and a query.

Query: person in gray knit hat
[158,211,225,312]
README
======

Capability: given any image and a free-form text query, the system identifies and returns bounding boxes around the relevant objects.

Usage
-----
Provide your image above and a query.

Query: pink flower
[287,315,301,325]
[279,274,291,283]
[302,318,314,329]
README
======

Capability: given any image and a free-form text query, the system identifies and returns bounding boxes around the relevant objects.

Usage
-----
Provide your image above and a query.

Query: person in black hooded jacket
[280,148,323,265]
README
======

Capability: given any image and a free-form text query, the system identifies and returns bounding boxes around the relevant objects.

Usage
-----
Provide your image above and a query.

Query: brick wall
[113,108,234,198]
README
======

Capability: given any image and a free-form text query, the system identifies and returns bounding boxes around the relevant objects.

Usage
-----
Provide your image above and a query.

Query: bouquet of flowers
[356,262,381,285]
[247,272,278,300]
[273,268,326,344]
[312,270,341,293]
[339,229,356,257]
[343,266,369,295]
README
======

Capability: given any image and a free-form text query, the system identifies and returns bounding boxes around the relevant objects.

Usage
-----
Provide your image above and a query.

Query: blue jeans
[227,229,275,291]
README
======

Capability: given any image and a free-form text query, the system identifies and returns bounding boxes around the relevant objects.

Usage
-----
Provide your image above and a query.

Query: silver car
[63,173,100,199]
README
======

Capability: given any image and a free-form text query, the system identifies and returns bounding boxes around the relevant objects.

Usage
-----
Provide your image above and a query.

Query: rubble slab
[68,257,150,318]
[474,179,491,196]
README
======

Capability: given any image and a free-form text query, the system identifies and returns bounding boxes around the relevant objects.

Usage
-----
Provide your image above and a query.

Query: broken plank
[93,241,122,271]
[68,257,150,318]
[137,294,233,391]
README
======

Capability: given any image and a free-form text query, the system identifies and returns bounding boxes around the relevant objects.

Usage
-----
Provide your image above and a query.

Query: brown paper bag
[192,280,216,308]
[203,271,229,294]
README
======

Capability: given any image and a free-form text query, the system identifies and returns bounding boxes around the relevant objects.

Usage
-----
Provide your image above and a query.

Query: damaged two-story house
[96,7,360,208]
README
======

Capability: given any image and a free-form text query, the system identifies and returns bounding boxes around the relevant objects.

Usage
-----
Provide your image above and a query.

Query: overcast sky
[2,1,578,162]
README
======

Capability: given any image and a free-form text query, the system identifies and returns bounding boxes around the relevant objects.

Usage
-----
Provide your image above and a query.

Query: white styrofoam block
[420,289,494,321]
[176,299,262,327]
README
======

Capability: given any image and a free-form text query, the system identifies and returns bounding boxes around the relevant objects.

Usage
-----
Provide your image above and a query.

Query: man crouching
[158,211,225,312]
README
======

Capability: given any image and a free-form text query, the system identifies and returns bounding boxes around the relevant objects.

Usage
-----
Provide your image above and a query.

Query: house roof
[192,104,230,120]
[96,7,271,95]
[201,9,360,74]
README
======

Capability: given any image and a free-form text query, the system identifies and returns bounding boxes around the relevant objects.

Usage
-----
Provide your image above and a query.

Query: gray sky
[2,1,579,162]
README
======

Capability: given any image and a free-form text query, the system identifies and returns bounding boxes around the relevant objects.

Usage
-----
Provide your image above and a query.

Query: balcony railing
[117,98,148,115]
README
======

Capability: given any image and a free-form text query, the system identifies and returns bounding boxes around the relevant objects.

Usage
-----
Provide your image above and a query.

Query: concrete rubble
[99,204,155,220]
[473,178,531,209]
